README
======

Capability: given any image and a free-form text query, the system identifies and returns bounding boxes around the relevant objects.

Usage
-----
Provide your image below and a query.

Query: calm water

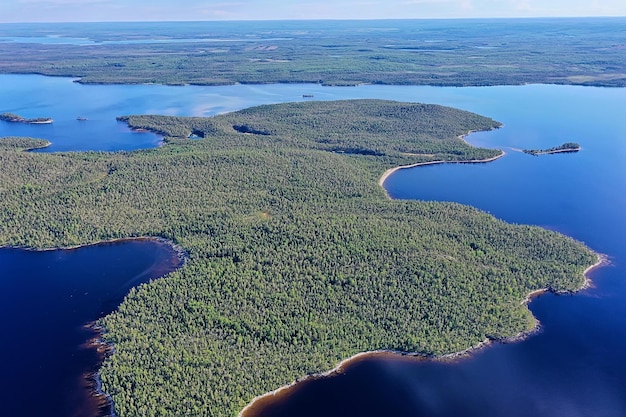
[3,74,622,154]
[1,75,625,416]
[0,240,182,417]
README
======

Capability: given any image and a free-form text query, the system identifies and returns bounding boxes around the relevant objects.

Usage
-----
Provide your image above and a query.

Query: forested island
[523,142,581,155]
[0,100,597,417]
[0,112,53,124]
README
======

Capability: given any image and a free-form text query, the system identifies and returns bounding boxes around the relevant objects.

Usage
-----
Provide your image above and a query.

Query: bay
[1,74,625,416]
[0,240,183,417]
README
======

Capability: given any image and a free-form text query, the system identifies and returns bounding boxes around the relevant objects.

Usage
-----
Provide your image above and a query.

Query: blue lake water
[1,74,625,416]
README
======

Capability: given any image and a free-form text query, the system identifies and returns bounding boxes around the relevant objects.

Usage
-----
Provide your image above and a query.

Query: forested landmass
[0,136,50,150]
[0,100,596,417]
[1,19,625,87]
[523,142,581,155]
[0,112,53,124]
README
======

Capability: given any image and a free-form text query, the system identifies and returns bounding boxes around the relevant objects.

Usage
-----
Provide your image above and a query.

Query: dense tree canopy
[1,20,625,87]
[0,100,596,417]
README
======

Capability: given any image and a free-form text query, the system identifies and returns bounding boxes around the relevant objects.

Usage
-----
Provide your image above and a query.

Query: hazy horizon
[2,16,626,25]
[1,0,625,24]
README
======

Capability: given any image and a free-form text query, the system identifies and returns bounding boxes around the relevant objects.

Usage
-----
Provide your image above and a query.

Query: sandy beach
[378,151,505,189]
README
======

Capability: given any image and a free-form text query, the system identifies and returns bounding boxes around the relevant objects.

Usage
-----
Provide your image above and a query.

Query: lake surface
[1,75,625,416]
[3,74,621,153]
[0,240,183,417]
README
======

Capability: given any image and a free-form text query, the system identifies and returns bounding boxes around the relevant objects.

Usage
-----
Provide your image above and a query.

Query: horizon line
[2,15,626,24]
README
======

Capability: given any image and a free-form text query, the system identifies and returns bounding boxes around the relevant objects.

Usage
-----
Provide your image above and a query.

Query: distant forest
[0,19,625,87]
[0,100,597,417]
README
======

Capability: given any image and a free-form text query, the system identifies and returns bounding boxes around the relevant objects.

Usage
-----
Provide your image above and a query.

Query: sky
[1,0,625,23]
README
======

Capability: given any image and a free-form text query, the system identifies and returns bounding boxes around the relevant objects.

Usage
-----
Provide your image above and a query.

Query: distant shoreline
[0,112,53,124]
[522,142,581,156]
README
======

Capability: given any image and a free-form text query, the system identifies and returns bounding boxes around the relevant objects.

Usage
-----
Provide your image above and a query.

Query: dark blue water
[1,75,626,416]
[0,240,182,417]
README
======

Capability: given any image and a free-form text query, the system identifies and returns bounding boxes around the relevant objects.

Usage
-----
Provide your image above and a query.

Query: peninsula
[0,112,53,124]
[0,100,597,417]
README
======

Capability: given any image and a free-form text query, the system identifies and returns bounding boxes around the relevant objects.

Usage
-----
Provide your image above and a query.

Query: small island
[0,112,53,124]
[523,142,580,156]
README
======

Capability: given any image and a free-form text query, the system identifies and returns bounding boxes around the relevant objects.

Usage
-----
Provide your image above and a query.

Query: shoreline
[0,236,188,417]
[81,236,188,417]
[378,151,505,190]
[0,137,51,152]
[80,324,117,417]
[522,145,581,156]
[240,251,607,417]
[4,235,189,265]
[237,350,434,417]
[82,236,187,417]
[581,252,609,286]
[524,148,581,156]
[531,148,580,155]
[24,140,52,152]
[378,128,504,190]
[0,113,53,124]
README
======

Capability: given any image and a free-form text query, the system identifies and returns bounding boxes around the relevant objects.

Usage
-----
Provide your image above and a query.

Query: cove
[0,239,183,417]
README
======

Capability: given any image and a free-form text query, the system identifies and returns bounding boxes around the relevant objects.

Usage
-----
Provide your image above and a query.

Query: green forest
[0,112,53,124]
[0,100,596,416]
[1,19,625,87]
